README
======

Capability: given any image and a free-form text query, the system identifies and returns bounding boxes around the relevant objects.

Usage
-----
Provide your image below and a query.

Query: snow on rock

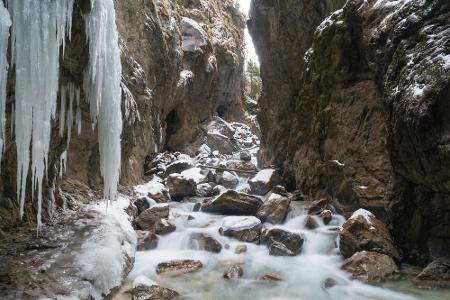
[251,169,276,184]
[180,17,207,52]
[77,196,137,299]
[134,176,166,197]
[0,2,11,168]
[349,208,375,228]
[133,275,156,288]
[181,167,206,184]
[249,169,282,196]
[221,216,261,231]
[177,69,194,87]
[6,0,74,224]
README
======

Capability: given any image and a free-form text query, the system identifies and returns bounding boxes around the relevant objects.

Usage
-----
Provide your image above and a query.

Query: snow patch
[221,216,261,231]
[250,169,276,184]
[181,167,206,184]
[135,176,166,196]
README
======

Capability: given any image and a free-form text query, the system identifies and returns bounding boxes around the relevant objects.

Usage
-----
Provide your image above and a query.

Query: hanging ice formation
[0,0,123,226]
[84,0,123,201]
[0,3,11,168]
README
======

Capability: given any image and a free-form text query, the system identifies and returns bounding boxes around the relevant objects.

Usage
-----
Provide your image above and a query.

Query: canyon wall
[0,0,245,224]
[249,0,450,264]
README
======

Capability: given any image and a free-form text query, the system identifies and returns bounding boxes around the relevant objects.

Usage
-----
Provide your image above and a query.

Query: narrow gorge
[0,0,449,299]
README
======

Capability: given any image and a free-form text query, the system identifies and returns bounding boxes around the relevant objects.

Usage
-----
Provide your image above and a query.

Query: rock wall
[0,0,245,224]
[249,0,450,263]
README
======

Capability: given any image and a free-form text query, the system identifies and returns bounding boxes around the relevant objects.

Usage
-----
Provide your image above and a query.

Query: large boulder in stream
[341,251,399,283]
[248,169,282,195]
[219,216,262,243]
[167,174,197,200]
[261,228,304,256]
[134,204,176,235]
[156,259,203,277]
[218,171,239,189]
[202,190,262,215]
[132,285,180,300]
[339,209,401,261]
[256,193,291,224]
[416,258,450,285]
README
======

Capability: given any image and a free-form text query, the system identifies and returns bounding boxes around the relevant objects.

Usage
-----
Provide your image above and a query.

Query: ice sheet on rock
[134,176,166,196]
[133,275,156,288]
[6,0,74,224]
[177,70,194,87]
[221,216,261,231]
[181,167,206,184]
[250,169,275,184]
[84,0,123,201]
[349,209,376,230]
[0,3,11,168]
[77,196,137,300]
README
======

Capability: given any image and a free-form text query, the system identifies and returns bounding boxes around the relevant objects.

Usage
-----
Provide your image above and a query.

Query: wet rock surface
[223,264,244,279]
[342,251,400,283]
[156,260,203,277]
[339,209,401,261]
[219,216,262,244]
[256,193,290,224]
[202,190,263,215]
[189,232,223,253]
[131,285,180,300]
[416,258,450,285]
[167,174,197,200]
[261,228,304,256]
[248,169,282,195]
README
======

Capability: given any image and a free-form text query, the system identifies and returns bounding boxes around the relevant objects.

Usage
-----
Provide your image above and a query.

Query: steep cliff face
[0,0,244,224]
[250,0,450,263]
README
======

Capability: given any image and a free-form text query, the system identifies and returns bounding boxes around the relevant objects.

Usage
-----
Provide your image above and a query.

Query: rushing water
[128,128,449,300]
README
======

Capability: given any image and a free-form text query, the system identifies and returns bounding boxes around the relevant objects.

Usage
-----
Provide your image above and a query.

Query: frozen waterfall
[0,0,123,226]
[84,0,123,202]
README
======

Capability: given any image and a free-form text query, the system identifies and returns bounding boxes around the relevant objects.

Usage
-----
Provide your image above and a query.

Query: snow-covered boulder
[201,190,262,215]
[166,174,197,200]
[248,169,282,195]
[180,17,207,52]
[163,159,194,178]
[339,209,401,261]
[219,216,262,244]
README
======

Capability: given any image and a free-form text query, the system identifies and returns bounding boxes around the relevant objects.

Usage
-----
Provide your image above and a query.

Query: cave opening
[165,109,179,136]
[216,105,227,119]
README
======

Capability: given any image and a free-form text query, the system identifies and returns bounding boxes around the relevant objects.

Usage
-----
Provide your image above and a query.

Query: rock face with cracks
[249,0,450,263]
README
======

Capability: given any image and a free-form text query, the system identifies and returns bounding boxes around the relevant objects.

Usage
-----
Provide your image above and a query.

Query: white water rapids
[128,139,421,300]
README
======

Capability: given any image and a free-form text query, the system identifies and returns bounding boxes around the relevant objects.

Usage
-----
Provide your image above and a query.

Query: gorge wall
[249,0,450,264]
[0,0,245,224]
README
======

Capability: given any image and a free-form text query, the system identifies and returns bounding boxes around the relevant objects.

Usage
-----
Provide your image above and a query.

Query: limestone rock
[341,251,399,283]
[219,216,262,244]
[167,174,197,200]
[180,17,207,52]
[256,193,290,224]
[218,171,239,189]
[202,190,262,215]
[136,231,159,251]
[132,285,180,300]
[339,209,401,261]
[248,169,282,195]
[189,232,222,253]
[261,228,304,256]
[156,260,203,277]
[163,159,194,178]
[416,258,450,285]
[223,264,244,280]
[234,244,247,254]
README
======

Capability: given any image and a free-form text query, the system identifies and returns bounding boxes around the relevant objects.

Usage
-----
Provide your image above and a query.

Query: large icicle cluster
[84,0,123,201]
[6,0,74,226]
[0,0,124,226]
[0,3,11,168]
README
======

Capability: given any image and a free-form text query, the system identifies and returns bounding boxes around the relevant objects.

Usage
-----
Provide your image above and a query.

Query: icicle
[59,85,66,136]
[66,83,75,146]
[0,3,11,168]
[84,0,123,201]
[48,184,55,218]
[59,150,67,179]
[6,0,74,225]
[75,86,81,135]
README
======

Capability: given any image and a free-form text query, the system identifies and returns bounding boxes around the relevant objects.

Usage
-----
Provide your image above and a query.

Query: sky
[236,0,259,64]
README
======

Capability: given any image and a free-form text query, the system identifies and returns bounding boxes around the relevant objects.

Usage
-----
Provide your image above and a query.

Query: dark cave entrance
[216,105,227,119]
[165,109,179,136]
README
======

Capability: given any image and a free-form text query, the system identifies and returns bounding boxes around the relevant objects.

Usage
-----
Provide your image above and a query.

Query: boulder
[137,231,159,251]
[304,216,320,230]
[188,233,222,253]
[248,169,282,195]
[341,251,399,283]
[156,260,203,276]
[240,151,252,162]
[307,199,332,215]
[258,272,283,282]
[416,258,450,285]
[156,219,177,235]
[218,171,239,189]
[132,285,180,300]
[219,216,262,243]
[223,264,244,279]
[180,17,207,52]
[206,133,238,155]
[256,193,290,224]
[135,197,150,215]
[261,228,304,256]
[149,190,171,203]
[192,202,202,212]
[271,185,288,196]
[234,244,247,254]
[135,204,170,229]
[197,183,216,197]
[339,209,401,261]
[320,210,333,225]
[202,190,262,215]
[163,159,194,178]
[167,174,197,200]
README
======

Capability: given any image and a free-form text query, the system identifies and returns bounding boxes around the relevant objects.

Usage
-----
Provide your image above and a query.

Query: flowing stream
[126,126,448,300]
